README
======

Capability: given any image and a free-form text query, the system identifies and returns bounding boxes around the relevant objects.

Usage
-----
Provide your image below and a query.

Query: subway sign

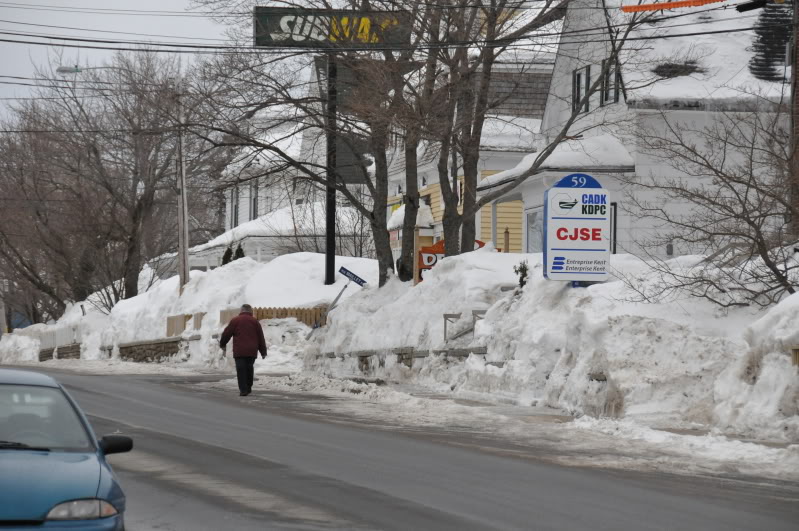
[254,8,411,48]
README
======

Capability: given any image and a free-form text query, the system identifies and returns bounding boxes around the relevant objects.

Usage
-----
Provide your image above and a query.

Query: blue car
[0,369,133,530]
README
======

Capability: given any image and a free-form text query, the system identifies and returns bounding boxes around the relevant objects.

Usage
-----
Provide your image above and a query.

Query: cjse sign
[254,8,411,48]
[543,174,611,282]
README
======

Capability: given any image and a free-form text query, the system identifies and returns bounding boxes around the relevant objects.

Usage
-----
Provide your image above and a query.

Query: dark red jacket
[219,312,267,358]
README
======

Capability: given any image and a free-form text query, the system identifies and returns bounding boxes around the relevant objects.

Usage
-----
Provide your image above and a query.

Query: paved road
[31,370,799,530]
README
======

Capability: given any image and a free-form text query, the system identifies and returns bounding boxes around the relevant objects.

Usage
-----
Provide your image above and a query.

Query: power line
[0,6,753,50]
[0,17,233,43]
[0,21,784,55]
[0,0,633,16]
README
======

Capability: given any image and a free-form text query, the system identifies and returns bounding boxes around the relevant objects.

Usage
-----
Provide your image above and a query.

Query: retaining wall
[117,337,182,362]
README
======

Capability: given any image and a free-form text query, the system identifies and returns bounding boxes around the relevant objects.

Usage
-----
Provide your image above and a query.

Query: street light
[56,64,191,294]
[56,65,114,74]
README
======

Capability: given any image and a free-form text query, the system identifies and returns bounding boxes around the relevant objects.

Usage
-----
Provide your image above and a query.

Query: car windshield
[0,385,92,451]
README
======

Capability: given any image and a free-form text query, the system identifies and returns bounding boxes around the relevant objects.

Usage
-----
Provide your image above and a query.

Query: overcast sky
[0,0,229,110]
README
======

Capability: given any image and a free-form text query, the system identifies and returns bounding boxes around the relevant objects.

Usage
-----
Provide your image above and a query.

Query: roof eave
[477,165,636,194]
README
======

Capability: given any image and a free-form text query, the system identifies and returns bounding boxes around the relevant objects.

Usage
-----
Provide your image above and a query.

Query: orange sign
[620,0,724,12]
[417,240,485,281]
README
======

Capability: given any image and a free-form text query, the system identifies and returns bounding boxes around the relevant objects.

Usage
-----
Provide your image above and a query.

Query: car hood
[0,451,100,521]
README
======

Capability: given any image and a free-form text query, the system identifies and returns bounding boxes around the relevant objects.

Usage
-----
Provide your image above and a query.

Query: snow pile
[318,245,520,353]
[0,334,40,364]
[317,251,798,441]
[0,253,378,367]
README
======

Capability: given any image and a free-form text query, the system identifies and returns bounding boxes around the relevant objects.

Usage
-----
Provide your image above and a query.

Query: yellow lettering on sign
[329,15,399,43]
[356,17,372,43]
[329,16,349,41]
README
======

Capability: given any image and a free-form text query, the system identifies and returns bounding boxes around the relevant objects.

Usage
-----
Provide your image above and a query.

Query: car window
[0,385,92,451]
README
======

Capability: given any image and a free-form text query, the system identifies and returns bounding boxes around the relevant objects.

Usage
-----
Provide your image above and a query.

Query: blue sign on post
[339,266,367,287]
[543,173,611,281]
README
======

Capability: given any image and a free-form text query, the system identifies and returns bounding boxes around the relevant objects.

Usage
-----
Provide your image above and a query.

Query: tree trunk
[460,152,478,253]
[368,123,393,286]
[442,205,462,256]
[398,136,420,281]
[122,196,152,300]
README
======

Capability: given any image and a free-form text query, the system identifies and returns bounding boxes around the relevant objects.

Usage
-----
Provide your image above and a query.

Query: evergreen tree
[749,3,793,82]
[513,260,529,289]
[221,246,233,265]
[234,243,245,260]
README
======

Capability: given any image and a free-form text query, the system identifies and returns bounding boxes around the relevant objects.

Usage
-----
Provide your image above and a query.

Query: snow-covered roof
[477,133,635,191]
[481,116,541,152]
[387,203,435,231]
[193,202,364,252]
[619,6,788,104]
[223,105,313,179]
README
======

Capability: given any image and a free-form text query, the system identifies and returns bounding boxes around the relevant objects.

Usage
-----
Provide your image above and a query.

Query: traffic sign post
[543,174,611,282]
[306,266,368,340]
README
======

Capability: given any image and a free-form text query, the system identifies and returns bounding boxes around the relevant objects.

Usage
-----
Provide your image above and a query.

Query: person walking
[219,304,267,396]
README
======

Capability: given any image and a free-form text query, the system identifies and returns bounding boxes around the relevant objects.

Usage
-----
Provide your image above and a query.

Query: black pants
[234,356,256,394]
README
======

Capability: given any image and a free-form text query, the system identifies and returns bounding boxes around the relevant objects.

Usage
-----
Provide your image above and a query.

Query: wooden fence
[165,312,206,337]
[219,306,327,329]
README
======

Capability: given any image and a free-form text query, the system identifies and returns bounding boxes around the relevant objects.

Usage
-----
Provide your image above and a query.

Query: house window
[231,186,239,228]
[572,65,590,113]
[526,209,543,253]
[250,180,258,220]
[600,59,621,106]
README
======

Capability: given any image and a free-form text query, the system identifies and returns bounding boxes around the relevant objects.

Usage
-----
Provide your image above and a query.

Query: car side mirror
[99,435,133,455]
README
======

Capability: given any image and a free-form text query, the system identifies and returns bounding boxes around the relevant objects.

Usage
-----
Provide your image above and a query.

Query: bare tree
[618,98,796,307]
[0,52,227,317]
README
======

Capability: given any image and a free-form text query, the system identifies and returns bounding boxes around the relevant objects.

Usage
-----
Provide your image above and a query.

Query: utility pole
[176,79,190,293]
[0,280,7,337]
[791,0,799,235]
[325,52,338,285]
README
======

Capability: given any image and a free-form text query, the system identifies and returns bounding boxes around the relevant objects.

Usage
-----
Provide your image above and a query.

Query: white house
[478,0,787,256]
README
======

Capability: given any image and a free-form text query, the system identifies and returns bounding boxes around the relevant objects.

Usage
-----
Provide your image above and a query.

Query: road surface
[30,369,799,530]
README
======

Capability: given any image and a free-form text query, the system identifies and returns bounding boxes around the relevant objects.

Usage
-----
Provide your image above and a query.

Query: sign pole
[325,52,337,286]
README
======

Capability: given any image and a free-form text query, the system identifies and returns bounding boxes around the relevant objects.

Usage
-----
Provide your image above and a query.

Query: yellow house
[388,172,523,253]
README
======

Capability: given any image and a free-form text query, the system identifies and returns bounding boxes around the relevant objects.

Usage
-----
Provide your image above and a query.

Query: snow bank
[317,251,798,441]
[1,253,377,368]
[318,245,521,353]
[0,334,40,363]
